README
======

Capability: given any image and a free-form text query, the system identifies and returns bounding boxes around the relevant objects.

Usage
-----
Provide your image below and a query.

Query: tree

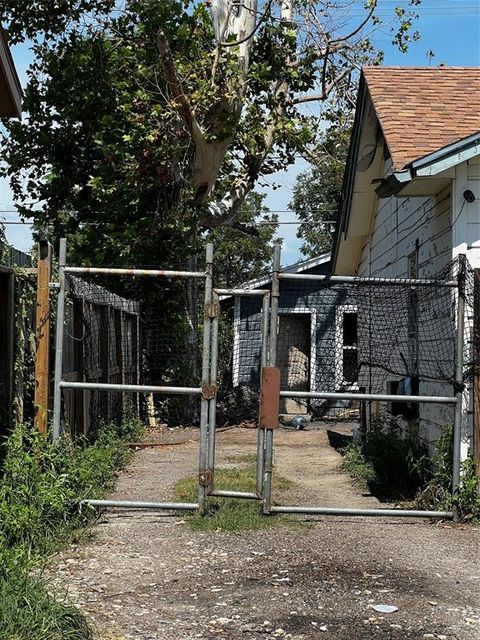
[290,121,351,257]
[208,193,278,287]
[0,0,422,262]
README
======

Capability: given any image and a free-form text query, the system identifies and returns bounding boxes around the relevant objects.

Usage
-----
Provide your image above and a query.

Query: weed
[175,464,292,532]
[340,414,431,498]
[416,427,480,520]
[340,444,376,487]
[0,548,93,640]
[0,419,139,639]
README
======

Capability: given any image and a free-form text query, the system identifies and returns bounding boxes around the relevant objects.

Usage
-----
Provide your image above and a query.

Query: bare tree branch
[293,66,352,104]
[330,1,377,44]
[156,28,204,144]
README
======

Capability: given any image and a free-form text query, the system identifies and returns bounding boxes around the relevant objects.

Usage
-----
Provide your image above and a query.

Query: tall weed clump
[416,426,480,520]
[0,417,143,639]
[341,413,431,498]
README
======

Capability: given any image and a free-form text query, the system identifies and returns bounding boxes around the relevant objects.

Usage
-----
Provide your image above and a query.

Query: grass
[341,419,480,520]
[340,443,376,488]
[339,414,431,499]
[225,453,258,464]
[174,462,293,532]
[0,551,94,640]
[0,417,144,640]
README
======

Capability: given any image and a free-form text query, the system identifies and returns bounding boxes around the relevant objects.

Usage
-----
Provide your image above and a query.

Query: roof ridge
[363,65,480,71]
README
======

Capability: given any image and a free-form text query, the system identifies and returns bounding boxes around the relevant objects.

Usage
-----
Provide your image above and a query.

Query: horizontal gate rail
[208,490,260,500]
[60,381,202,395]
[269,506,453,518]
[83,499,198,511]
[64,266,205,278]
[279,390,458,404]
[278,272,458,287]
[215,288,269,296]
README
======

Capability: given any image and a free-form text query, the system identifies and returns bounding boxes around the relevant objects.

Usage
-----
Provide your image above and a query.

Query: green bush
[0,419,141,639]
[416,427,480,520]
[0,424,133,553]
[341,414,431,497]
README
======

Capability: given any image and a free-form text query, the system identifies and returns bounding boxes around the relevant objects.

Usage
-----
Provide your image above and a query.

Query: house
[228,253,360,418]
[332,66,480,456]
[0,30,21,431]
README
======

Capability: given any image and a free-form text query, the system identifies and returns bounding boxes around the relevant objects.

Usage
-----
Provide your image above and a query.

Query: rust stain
[259,367,281,430]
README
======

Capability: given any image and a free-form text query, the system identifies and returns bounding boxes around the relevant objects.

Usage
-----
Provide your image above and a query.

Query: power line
[1,219,338,226]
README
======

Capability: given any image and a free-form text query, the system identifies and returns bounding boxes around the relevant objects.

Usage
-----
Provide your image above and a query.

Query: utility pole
[34,235,51,433]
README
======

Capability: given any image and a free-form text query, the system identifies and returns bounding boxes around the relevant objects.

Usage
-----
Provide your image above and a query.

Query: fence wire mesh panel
[235,261,464,427]
[62,273,205,435]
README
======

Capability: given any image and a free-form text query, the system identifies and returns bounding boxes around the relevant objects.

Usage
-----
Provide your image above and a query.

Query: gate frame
[205,287,270,500]
[51,238,215,514]
[260,243,466,520]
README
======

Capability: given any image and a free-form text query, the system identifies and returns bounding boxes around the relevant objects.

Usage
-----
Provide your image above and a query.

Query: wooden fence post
[34,238,51,433]
[474,269,480,477]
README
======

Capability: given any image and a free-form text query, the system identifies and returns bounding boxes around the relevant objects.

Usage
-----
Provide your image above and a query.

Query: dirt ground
[48,425,480,640]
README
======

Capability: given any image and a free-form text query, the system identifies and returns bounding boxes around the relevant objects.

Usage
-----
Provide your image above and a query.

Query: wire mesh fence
[226,258,471,440]
[62,273,205,435]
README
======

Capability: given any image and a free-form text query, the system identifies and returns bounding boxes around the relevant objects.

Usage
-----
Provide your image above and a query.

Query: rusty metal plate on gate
[259,367,281,430]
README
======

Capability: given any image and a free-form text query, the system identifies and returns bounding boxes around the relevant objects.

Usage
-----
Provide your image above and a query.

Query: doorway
[277,313,311,415]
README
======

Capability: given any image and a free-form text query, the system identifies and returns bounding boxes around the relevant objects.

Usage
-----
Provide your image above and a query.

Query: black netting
[225,258,470,427]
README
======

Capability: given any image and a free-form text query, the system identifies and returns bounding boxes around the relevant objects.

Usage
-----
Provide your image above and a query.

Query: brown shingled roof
[362,67,480,171]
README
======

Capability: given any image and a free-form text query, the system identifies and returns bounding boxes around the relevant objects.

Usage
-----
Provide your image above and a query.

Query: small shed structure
[230,253,359,418]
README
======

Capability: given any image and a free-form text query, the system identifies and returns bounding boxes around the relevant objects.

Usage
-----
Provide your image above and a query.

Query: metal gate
[52,239,467,520]
[52,239,218,514]
[257,243,465,520]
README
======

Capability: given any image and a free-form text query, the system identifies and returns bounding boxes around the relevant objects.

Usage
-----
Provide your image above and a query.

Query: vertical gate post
[262,241,281,514]
[52,238,67,440]
[453,254,466,494]
[207,290,220,478]
[34,236,52,433]
[198,242,213,514]
[256,292,271,496]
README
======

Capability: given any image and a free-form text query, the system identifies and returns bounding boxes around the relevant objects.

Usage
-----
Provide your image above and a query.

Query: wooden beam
[474,269,480,477]
[34,240,51,433]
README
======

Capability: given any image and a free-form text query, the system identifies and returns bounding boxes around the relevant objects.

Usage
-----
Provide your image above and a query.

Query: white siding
[356,188,455,449]
[357,188,452,280]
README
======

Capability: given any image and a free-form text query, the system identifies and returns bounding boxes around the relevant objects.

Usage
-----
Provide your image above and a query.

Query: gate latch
[202,384,217,400]
[205,302,220,319]
[199,470,213,487]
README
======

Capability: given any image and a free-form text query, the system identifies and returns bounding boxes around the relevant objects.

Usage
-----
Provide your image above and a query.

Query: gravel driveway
[48,425,480,640]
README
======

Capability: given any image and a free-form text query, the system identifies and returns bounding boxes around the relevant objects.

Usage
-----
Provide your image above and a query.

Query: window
[336,306,358,388]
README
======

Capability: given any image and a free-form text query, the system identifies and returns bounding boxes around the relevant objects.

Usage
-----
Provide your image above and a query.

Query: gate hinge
[202,384,217,400]
[199,470,213,487]
[205,302,220,319]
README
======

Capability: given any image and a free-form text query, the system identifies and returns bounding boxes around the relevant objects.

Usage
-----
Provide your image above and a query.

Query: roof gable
[223,253,331,294]
[363,66,480,171]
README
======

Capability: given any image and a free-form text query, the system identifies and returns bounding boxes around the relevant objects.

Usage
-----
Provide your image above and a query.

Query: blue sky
[2,0,480,263]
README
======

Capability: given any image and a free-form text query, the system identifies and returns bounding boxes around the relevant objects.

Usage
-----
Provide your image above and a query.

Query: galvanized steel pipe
[64,266,206,278]
[83,499,198,510]
[52,238,67,440]
[60,381,202,395]
[278,273,458,287]
[270,505,453,518]
[279,390,458,404]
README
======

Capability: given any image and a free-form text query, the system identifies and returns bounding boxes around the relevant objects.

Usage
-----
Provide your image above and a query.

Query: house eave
[374,132,480,198]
